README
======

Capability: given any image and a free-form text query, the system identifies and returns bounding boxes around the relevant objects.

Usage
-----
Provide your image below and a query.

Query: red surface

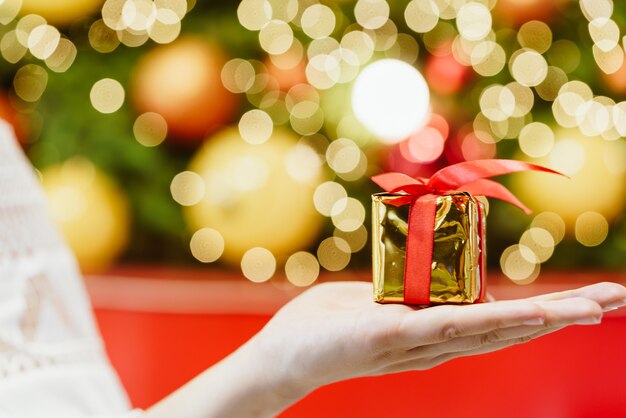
[91,272,626,417]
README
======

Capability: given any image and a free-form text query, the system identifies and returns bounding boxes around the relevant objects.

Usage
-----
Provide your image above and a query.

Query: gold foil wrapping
[372,192,485,305]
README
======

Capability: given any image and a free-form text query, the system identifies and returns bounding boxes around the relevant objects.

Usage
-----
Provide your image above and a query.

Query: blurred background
[1,0,626,284]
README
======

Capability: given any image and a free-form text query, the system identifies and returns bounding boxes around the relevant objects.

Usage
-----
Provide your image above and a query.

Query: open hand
[251,281,626,403]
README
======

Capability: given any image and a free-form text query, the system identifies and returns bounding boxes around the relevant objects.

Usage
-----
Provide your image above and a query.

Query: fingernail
[575,316,602,325]
[523,317,545,326]
[603,299,626,312]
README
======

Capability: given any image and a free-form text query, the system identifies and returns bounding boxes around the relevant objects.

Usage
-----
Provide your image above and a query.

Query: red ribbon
[372,159,561,305]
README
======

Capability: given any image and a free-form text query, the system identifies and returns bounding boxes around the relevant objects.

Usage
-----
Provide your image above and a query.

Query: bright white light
[351,59,430,144]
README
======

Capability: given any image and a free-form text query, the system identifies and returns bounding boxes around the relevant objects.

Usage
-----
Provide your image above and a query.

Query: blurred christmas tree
[1,0,626,284]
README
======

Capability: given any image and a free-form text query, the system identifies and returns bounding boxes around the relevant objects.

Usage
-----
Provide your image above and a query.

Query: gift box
[372,192,485,304]
[371,159,560,306]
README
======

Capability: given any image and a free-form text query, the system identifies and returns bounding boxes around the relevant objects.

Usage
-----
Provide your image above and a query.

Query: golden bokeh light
[507,82,534,117]
[27,24,61,60]
[289,100,324,135]
[575,211,609,247]
[133,112,168,147]
[45,38,77,73]
[334,224,368,253]
[612,101,626,136]
[519,227,555,263]
[535,66,568,101]
[13,64,48,102]
[354,0,390,30]
[122,0,157,33]
[366,19,398,52]
[102,0,127,31]
[222,58,256,94]
[331,196,366,232]
[326,137,361,174]
[517,20,552,54]
[268,0,298,23]
[285,251,320,286]
[519,122,554,158]
[385,32,420,64]
[117,28,150,47]
[331,47,360,84]
[301,4,336,40]
[239,109,274,144]
[156,0,187,19]
[190,227,225,263]
[2,31,27,64]
[313,181,348,217]
[307,36,339,60]
[0,0,22,25]
[592,43,623,74]
[241,247,277,282]
[510,50,548,87]
[317,236,351,271]
[404,0,439,34]
[269,39,304,70]
[305,53,340,90]
[470,40,506,77]
[170,170,206,206]
[589,18,619,52]
[340,30,375,64]
[456,2,491,41]
[259,20,294,55]
[580,0,613,21]
[149,10,182,44]
[16,14,47,47]
[531,211,566,245]
[90,78,125,114]
[500,244,540,284]
[479,84,515,122]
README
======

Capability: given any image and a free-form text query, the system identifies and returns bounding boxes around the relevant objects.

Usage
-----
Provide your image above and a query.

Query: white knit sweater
[0,122,140,418]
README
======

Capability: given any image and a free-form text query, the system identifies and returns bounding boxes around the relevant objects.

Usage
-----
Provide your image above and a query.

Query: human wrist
[240,333,313,412]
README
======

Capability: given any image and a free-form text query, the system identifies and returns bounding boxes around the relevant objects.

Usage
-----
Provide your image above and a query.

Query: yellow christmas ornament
[184,127,325,265]
[41,158,130,273]
[512,128,626,230]
[20,0,104,26]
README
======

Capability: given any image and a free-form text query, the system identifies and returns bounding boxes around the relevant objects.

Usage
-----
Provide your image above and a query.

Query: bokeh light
[190,228,225,263]
[285,251,320,286]
[170,170,205,206]
[352,59,430,143]
[575,211,609,247]
[133,112,168,147]
[241,247,276,282]
[90,78,125,113]
[317,236,351,271]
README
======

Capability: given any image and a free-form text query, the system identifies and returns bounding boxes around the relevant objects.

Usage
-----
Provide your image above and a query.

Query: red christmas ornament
[131,36,239,144]
[425,54,471,95]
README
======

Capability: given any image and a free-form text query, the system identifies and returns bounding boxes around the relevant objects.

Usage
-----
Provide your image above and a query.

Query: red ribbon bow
[372,159,561,305]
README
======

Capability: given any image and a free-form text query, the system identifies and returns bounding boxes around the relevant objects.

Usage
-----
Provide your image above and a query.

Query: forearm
[143,336,306,418]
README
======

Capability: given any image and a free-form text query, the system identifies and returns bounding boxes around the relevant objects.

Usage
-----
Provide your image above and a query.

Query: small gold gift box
[372,192,486,305]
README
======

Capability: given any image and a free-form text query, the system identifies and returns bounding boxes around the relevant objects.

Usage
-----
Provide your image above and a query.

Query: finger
[427,325,567,368]
[380,326,564,374]
[403,298,600,358]
[526,282,626,311]
[392,299,546,349]
[406,324,558,359]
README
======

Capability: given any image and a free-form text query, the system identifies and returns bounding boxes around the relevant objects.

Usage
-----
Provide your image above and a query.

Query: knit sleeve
[0,120,136,417]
